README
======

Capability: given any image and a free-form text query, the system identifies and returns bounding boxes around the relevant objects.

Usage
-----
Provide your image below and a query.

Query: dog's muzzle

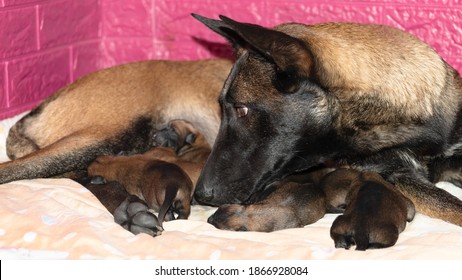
[194,180,215,205]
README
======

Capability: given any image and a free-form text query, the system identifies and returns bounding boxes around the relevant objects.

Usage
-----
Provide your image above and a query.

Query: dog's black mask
[193,15,336,206]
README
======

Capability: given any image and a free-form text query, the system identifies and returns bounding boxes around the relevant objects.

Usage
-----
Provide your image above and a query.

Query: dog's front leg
[389,172,462,226]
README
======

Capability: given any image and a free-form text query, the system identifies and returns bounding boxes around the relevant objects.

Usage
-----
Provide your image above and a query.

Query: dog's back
[275,22,462,154]
[1,59,231,183]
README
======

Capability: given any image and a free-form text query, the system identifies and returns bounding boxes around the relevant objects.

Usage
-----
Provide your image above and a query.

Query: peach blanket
[1,116,462,260]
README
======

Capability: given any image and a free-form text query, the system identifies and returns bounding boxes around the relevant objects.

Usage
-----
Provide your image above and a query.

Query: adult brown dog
[0,59,231,183]
[193,15,462,244]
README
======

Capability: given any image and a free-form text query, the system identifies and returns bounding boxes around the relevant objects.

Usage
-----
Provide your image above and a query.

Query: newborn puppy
[320,169,416,250]
[84,179,164,236]
[86,120,210,235]
[88,157,194,227]
[208,180,326,232]
[319,168,363,213]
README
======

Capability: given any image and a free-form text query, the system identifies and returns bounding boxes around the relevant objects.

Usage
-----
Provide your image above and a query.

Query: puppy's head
[208,204,302,232]
[153,119,208,153]
[193,15,334,205]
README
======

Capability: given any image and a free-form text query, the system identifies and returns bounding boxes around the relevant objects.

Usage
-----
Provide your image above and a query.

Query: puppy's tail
[157,184,179,229]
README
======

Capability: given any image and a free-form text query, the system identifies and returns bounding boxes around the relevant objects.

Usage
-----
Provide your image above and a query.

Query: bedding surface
[1,114,462,259]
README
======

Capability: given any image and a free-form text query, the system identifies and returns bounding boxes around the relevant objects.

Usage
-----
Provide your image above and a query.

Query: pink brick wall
[1,0,461,120]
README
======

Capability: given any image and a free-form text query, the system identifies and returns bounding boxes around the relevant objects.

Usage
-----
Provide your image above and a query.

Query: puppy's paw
[114,195,163,237]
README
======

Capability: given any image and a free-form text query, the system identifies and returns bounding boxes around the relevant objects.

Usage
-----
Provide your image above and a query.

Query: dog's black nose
[206,215,215,225]
[194,184,215,205]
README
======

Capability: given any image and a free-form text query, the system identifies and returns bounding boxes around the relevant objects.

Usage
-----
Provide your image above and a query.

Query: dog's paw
[114,195,164,236]
[330,215,400,251]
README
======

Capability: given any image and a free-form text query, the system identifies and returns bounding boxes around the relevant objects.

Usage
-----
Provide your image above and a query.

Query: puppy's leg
[173,199,191,220]
[330,215,355,249]
[84,181,128,213]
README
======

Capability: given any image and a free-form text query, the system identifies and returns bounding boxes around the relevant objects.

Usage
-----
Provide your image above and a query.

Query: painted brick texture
[1,0,461,120]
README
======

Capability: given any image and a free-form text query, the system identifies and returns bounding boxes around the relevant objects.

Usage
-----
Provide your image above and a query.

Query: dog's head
[193,15,337,205]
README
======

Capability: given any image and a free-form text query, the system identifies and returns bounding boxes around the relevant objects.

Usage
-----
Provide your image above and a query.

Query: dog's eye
[235,105,248,118]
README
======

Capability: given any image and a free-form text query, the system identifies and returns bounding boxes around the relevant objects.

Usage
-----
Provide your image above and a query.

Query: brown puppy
[208,180,326,232]
[88,155,193,225]
[86,119,211,235]
[320,169,416,250]
[84,180,164,236]
[0,59,231,184]
[84,180,131,214]
[207,168,331,232]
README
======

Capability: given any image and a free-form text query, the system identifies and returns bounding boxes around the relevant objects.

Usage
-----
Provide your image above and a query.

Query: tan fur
[15,59,229,150]
[276,23,455,118]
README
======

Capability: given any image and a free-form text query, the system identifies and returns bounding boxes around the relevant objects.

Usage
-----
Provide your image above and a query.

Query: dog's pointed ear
[192,14,231,39]
[193,14,313,92]
[218,16,312,78]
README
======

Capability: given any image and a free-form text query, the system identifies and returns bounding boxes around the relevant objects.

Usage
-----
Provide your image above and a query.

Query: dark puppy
[320,169,415,250]
[85,180,164,236]
[193,15,462,237]
[84,180,130,214]
[86,119,210,235]
[88,156,193,227]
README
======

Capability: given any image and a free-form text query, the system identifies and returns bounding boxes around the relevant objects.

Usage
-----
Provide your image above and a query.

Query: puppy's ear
[193,14,313,93]
[185,133,197,145]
